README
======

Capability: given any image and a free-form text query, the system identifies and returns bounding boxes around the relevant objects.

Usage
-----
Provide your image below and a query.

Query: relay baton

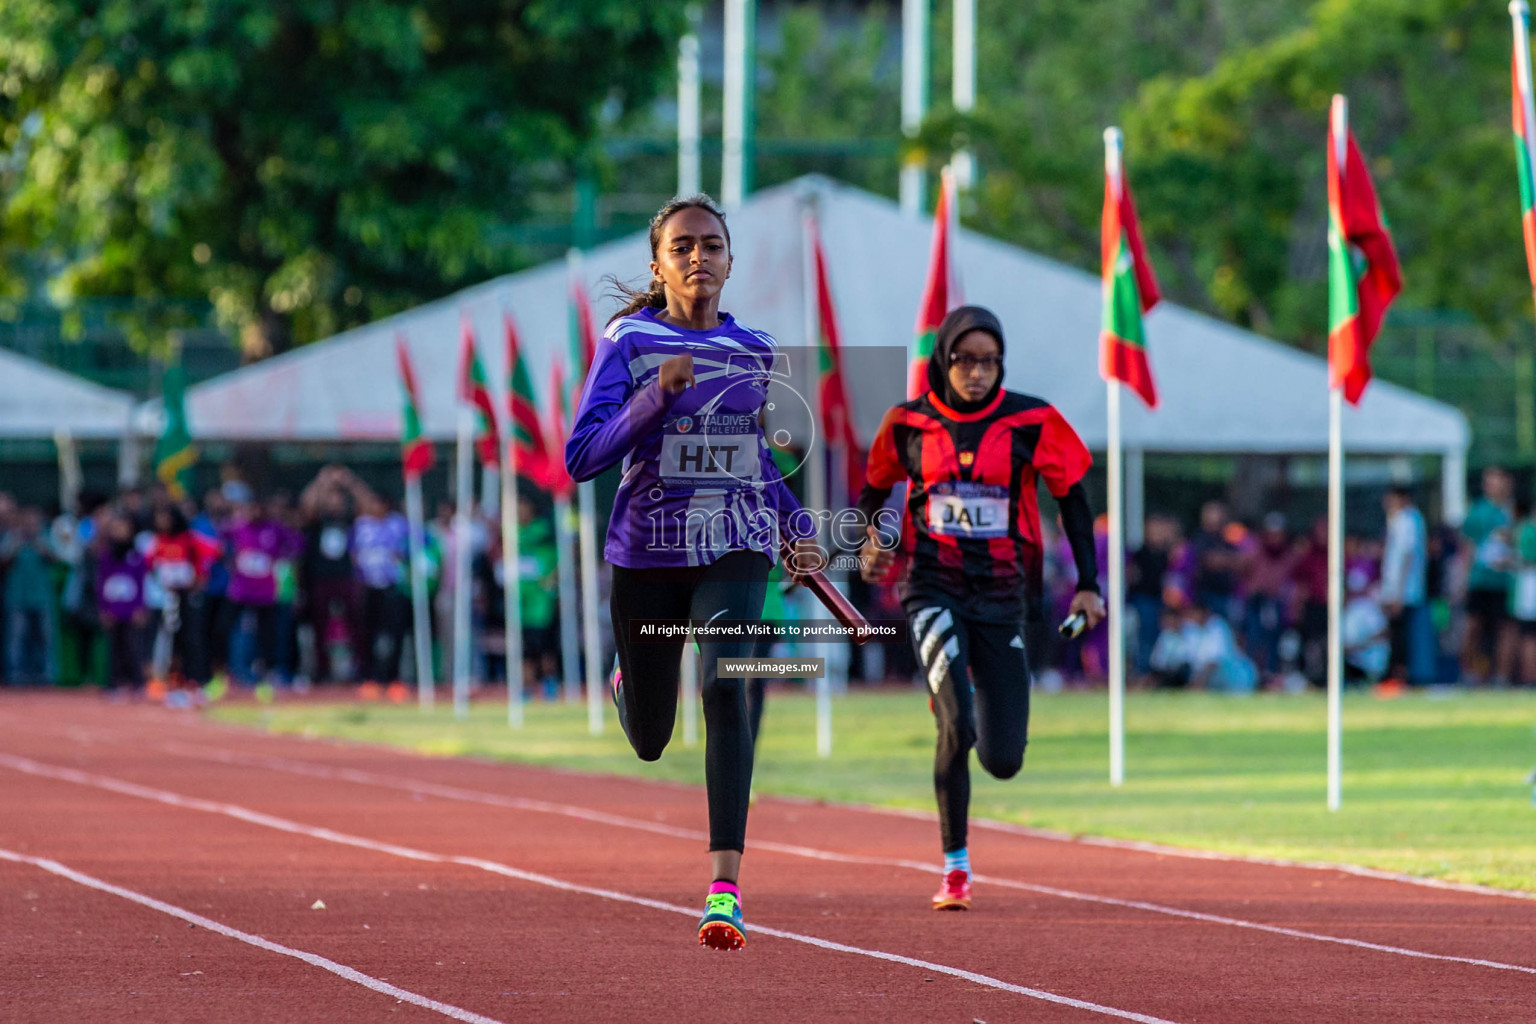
[781,541,873,645]
[1058,611,1088,640]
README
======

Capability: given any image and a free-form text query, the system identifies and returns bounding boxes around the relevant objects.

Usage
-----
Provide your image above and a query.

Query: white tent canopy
[0,347,135,440]
[148,175,1468,466]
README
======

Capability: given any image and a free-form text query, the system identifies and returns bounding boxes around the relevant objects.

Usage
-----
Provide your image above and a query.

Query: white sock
[943,848,970,875]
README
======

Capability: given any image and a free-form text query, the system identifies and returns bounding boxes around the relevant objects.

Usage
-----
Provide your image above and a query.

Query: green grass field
[212,689,1536,892]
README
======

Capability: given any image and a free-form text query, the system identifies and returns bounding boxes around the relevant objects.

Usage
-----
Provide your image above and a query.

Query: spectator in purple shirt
[221,497,302,684]
[96,512,148,692]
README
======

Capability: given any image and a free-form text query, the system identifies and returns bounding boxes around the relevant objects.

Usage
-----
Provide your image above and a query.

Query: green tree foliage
[0,0,688,353]
[755,5,901,195]
[1126,0,1523,352]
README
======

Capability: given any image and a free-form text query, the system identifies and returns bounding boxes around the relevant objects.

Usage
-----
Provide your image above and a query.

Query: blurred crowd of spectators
[1034,466,1536,693]
[2,464,1533,697]
[0,465,563,699]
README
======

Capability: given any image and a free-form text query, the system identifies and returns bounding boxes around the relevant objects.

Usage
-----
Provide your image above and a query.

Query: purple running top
[565,307,813,568]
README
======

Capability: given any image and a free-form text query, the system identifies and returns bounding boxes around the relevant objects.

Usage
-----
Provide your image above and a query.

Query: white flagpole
[453,407,473,719]
[1107,378,1126,787]
[678,6,702,197]
[951,0,977,192]
[722,0,756,209]
[578,479,604,735]
[568,249,605,736]
[899,0,930,215]
[1104,127,1127,787]
[803,207,833,758]
[404,475,435,712]
[681,632,699,747]
[1327,94,1348,813]
[503,448,524,728]
[555,495,582,703]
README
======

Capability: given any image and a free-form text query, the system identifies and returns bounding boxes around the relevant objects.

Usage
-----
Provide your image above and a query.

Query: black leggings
[610,550,771,853]
[906,598,1032,853]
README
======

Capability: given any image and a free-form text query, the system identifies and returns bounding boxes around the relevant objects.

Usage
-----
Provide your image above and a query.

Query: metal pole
[900,0,930,215]
[722,0,756,209]
[453,408,474,719]
[682,633,699,747]
[503,453,523,728]
[555,496,582,703]
[405,476,435,712]
[1327,387,1344,812]
[951,0,976,192]
[578,478,604,735]
[803,208,833,756]
[1104,127,1126,786]
[1326,94,1347,813]
[678,6,702,197]
[1107,381,1125,787]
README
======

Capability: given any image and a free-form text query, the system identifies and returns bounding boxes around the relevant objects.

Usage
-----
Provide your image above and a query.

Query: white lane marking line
[29,717,1536,904]
[0,847,510,1024]
[147,740,1536,978]
[0,754,1184,1024]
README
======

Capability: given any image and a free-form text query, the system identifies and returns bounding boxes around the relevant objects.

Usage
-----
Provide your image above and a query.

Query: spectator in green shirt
[1461,466,1516,686]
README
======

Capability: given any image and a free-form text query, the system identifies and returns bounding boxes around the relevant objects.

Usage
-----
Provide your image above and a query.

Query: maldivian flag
[396,336,435,480]
[458,315,501,467]
[504,310,552,488]
[1513,30,1536,292]
[154,362,196,500]
[808,216,863,500]
[909,168,960,399]
[1099,133,1162,409]
[545,356,574,501]
[1326,100,1403,405]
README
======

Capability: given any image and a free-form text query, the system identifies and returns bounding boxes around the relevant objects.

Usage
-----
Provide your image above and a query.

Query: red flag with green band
[1513,43,1536,291]
[504,310,552,488]
[545,356,574,500]
[1099,145,1162,408]
[909,170,960,399]
[396,336,435,480]
[1326,104,1403,405]
[457,315,501,467]
[808,217,863,499]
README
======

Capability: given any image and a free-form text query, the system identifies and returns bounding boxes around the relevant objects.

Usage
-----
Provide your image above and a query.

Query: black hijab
[926,305,1006,413]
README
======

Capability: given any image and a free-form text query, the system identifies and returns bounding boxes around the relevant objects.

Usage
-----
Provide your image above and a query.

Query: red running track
[1,692,1533,1023]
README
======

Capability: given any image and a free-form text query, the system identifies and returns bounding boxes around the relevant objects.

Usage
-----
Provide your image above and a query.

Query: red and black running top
[858,388,1093,622]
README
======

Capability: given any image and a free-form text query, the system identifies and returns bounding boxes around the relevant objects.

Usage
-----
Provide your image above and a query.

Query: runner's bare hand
[860,525,896,584]
[659,354,694,394]
[1069,589,1107,629]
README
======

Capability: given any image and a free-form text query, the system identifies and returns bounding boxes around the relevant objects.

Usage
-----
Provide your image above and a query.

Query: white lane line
[0,847,510,1024]
[0,753,1184,1024]
[47,715,1536,903]
[147,740,1536,978]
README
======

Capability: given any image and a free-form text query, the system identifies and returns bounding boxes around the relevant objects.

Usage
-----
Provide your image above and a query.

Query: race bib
[156,561,195,589]
[102,573,139,604]
[659,413,761,488]
[236,550,273,578]
[926,481,1010,539]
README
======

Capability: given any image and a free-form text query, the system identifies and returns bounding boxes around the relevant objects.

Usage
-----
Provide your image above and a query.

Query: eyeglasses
[951,354,1003,373]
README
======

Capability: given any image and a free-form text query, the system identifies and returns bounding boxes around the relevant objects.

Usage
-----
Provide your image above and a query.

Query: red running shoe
[932,869,971,910]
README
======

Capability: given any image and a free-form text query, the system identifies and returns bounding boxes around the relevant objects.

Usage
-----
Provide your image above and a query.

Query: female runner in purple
[566,195,817,950]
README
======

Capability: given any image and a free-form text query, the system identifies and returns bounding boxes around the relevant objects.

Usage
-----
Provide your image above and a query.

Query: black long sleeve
[855,484,895,543]
[1056,481,1100,593]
